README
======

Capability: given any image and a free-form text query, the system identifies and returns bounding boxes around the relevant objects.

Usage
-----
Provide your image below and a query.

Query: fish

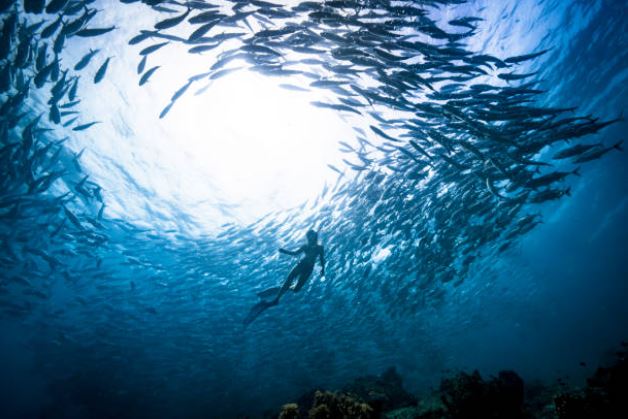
[553,143,602,159]
[279,83,309,92]
[75,27,116,37]
[72,121,101,131]
[48,103,60,124]
[187,21,218,42]
[29,170,64,193]
[139,66,160,86]
[370,125,400,143]
[74,49,100,71]
[310,101,361,115]
[128,31,154,45]
[53,32,65,54]
[63,116,79,127]
[159,102,174,119]
[59,100,81,108]
[137,55,147,74]
[498,71,538,81]
[35,44,48,71]
[68,77,79,100]
[209,67,240,80]
[170,81,192,103]
[13,36,31,68]
[572,141,623,163]
[0,14,17,62]
[188,43,220,54]
[529,187,570,203]
[409,140,434,161]
[62,8,97,36]
[63,206,83,230]
[59,110,79,117]
[0,63,10,92]
[154,9,190,30]
[327,164,344,175]
[45,0,69,14]
[504,49,549,64]
[241,44,281,56]
[41,15,63,39]
[23,0,45,14]
[448,17,483,30]
[97,203,105,219]
[93,57,111,84]
[396,146,423,165]
[139,41,169,56]
[34,61,56,88]
[188,10,222,25]
[342,158,368,171]
[526,168,579,189]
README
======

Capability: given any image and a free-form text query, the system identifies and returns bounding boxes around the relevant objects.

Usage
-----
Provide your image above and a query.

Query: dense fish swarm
[127,0,620,314]
[1,0,622,314]
[0,1,623,414]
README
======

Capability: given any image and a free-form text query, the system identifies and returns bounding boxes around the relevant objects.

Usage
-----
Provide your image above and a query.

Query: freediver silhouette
[244,229,325,326]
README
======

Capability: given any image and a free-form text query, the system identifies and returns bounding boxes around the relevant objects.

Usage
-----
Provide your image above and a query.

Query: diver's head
[306,229,318,244]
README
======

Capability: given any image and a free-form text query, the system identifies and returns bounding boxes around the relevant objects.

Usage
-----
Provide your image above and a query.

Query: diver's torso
[300,244,320,265]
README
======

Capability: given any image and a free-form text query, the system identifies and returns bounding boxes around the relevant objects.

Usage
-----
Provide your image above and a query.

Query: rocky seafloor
[269,343,627,419]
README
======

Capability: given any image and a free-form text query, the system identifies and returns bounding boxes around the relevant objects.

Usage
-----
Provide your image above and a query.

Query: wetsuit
[244,241,325,326]
[280,243,324,292]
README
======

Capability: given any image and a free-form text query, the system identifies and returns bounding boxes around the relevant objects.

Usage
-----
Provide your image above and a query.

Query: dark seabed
[0,0,626,418]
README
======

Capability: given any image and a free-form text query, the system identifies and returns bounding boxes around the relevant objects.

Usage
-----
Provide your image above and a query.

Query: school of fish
[0,1,624,410]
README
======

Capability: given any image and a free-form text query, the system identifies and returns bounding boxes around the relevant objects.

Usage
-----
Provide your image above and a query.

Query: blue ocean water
[0,0,626,418]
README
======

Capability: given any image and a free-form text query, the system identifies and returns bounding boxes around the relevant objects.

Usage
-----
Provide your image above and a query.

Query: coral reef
[439,369,525,418]
[308,391,375,419]
[279,403,300,419]
[276,343,628,418]
[278,391,375,419]
[341,367,418,413]
[553,345,628,419]
[275,367,415,418]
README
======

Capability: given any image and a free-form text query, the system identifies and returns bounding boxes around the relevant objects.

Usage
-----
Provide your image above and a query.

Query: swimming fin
[243,299,277,327]
[256,286,281,299]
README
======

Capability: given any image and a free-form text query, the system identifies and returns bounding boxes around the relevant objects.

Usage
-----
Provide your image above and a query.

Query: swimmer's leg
[292,269,312,292]
[257,287,281,299]
[274,265,302,303]
[244,298,277,327]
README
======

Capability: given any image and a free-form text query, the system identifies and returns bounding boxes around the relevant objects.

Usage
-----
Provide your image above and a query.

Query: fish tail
[613,140,623,151]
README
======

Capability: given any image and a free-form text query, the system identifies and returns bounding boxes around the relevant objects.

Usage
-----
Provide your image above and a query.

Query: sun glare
[164,70,353,223]
[63,5,358,232]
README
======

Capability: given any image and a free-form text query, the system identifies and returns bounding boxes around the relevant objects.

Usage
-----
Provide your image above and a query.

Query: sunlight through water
[163,70,353,225]
[58,2,357,232]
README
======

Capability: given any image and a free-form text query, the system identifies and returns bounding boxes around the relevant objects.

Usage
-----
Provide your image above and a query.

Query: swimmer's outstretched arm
[279,247,304,256]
